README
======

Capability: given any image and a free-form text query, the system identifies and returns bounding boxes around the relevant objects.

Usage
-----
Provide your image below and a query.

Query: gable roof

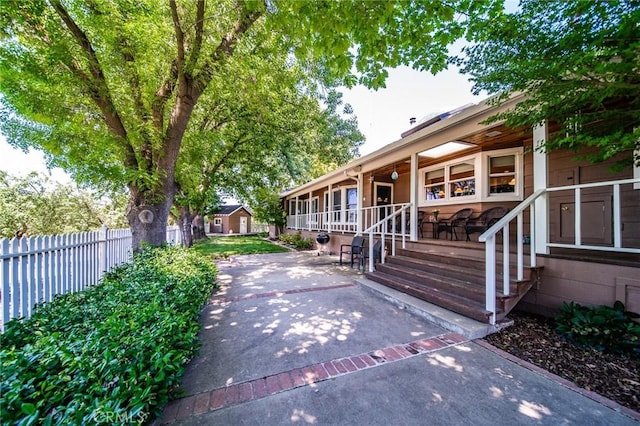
[213,205,252,216]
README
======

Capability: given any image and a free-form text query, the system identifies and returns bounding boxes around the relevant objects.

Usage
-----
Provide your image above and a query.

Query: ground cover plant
[0,246,217,425]
[193,235,288,259]
[278,231,314,250]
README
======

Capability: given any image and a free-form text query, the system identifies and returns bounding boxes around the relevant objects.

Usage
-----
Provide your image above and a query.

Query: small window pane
[490,176,516,193]
[490,155,515,174]
[450,179,475,197]
[450,162,474,180]
[425,168,444,184]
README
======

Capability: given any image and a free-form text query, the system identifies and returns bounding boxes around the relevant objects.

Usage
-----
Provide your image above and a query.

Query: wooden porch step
[366,244,542,323]
[395,247,539,281]
[386,255,535,296]
[364,270,497,323]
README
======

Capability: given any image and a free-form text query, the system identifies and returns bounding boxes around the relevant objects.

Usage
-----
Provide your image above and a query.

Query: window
[346,188,358,223]
[488,154,516,194]
[483,148,523,199]
[420,148,523,206]
[449,160,475,198]
[328,186,358,223]
[213,218,222,225]
[425,168,445,200]
[422,155,478,204]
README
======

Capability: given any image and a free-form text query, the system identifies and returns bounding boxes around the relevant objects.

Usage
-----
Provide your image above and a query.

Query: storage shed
[209,205,252,234]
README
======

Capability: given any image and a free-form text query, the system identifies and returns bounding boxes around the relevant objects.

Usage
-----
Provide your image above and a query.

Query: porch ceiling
[368,123,531,180]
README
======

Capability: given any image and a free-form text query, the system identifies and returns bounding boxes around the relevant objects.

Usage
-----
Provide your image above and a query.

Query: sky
[0,65,486,183]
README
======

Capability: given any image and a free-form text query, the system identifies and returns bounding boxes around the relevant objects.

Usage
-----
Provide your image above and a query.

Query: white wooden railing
[286,204,412,237]
[1,225,182,329]
[479,178,640,324]
[363,203,412,272]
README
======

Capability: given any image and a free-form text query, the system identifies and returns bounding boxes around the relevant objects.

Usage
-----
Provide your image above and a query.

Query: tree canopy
[457,0,640,169]
[0,0,503,248]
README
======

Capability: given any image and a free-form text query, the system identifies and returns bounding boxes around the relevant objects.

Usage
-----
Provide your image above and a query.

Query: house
[281,93,640,325]
[209,205,252,234]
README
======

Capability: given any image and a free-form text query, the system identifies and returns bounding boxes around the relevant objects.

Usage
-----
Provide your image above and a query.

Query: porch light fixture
[391,164,398,181]
[418,141,475,159]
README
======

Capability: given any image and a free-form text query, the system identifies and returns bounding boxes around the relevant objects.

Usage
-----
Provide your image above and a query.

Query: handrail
[363,203,411,272]
[477,177,640,325]
[478,189,545,243]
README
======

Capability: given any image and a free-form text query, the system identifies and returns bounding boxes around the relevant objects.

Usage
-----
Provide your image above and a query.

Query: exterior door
[240,216,248,234]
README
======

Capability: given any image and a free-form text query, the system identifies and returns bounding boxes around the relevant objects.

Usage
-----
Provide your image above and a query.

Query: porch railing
[479,177,640,325]
[286,204,412,236]
[363,203,412,272]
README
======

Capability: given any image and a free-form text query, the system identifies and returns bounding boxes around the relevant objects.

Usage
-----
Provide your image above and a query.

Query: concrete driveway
[157,252,639,425]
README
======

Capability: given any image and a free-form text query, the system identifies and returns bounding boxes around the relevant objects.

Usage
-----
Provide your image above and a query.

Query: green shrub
[0,245,217,425]
[278,231,313,250]
[555,301,640,356]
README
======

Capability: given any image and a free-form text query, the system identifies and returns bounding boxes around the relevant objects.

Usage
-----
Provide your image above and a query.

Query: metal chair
[435,208,474,240]
[464,206,509,241]
[339,236,365,267]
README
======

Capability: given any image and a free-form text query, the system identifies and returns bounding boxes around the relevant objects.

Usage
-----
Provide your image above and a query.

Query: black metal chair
[360,239,383,271]
[464,206,509,241]
[435,208,474,240]
[339,236,365,267]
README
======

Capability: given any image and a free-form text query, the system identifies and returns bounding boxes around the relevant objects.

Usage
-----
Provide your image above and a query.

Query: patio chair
[359,239,383,271]
[339,236,365,267]
[464,206,509,241]
[432,208,473,240]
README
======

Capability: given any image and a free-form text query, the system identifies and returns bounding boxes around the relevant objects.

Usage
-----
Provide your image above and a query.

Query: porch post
[409,152,419,241]
[327,184,333,234]
[357,173,363,235]
[308,190,312,232]
[295,196,299,230]
[533,121,549,255]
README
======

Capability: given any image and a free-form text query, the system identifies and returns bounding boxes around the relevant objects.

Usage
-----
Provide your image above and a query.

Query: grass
[192,235,289,258]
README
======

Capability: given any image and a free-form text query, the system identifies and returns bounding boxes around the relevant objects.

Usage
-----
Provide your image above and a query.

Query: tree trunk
[192,214,206,240]
[126,192,174,252]
[179,207,194,248]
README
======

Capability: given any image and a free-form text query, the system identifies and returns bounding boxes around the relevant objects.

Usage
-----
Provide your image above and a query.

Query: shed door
[240,216,248,234]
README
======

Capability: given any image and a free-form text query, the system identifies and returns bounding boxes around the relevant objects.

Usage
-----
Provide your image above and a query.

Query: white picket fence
[0,226,182,330]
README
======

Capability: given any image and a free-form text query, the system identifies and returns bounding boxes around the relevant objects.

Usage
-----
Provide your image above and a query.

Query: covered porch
[281,97,640,324]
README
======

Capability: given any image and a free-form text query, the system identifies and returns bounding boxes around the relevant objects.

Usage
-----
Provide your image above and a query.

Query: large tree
[0,0,503,249]
[457,0,640,169]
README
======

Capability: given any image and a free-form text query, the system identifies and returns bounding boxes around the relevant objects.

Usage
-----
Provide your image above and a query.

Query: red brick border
[159,332,468,424]
[475,340,640,422]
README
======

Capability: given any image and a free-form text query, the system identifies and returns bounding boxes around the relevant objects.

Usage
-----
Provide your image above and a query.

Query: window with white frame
[213,218,222,225]
[422,155,478,204]
[449,159,476,198]
[483,148,523,199]
[328,186,358,223]
[488,153,517,194]
[420,148,523,206]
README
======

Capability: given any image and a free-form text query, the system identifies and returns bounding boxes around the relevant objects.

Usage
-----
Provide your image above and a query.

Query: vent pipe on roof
[409,117,416,125]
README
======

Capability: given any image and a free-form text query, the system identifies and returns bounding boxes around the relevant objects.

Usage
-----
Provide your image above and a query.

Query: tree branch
[169,0,186,72]
[186,0,206,73]
[49,0,138,169]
